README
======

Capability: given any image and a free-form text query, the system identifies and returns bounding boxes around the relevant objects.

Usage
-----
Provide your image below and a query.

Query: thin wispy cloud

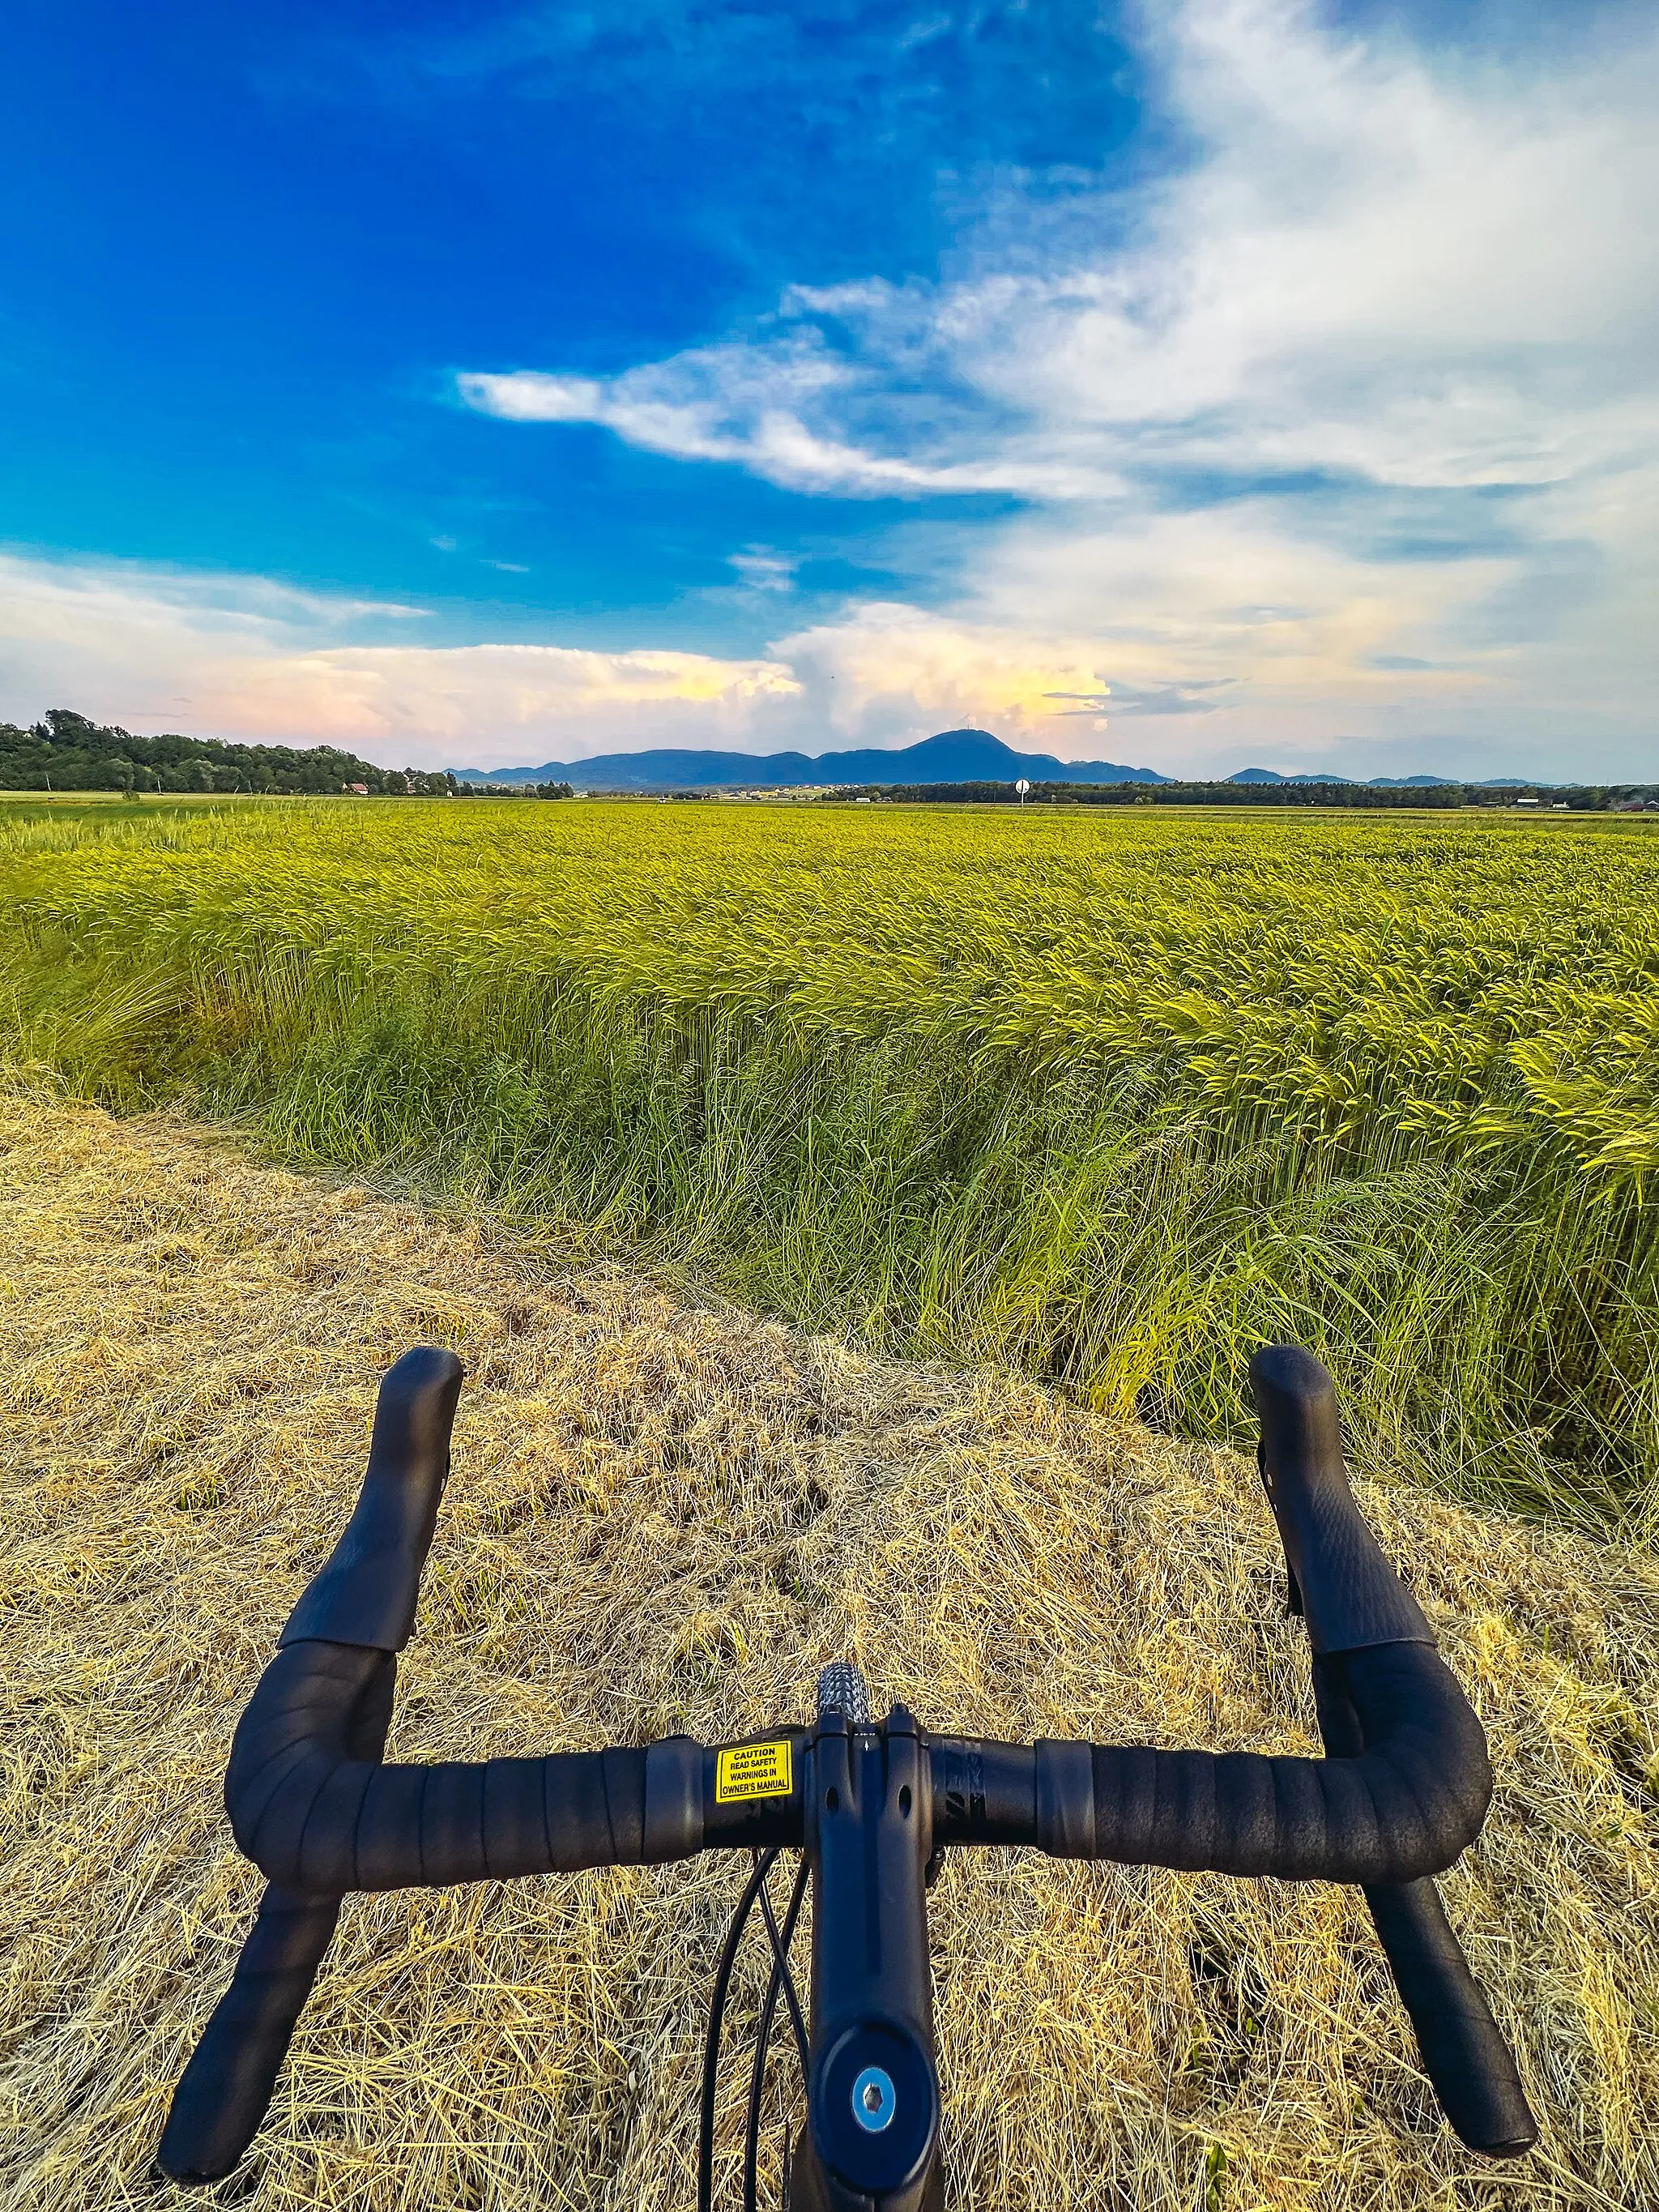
[727,548,801,594]
[457,348,1067,499]
[1047,679,1235,718]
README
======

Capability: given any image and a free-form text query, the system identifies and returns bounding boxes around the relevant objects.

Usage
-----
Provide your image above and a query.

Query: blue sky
[2,0,1655,777]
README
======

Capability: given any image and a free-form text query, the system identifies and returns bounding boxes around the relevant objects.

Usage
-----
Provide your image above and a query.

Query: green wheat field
[3,796,1655,1528]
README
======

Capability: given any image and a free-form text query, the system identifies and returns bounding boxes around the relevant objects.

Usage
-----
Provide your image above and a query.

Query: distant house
[342,782,369,796]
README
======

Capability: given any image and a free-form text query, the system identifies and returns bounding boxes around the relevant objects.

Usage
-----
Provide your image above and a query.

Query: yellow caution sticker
[715,1740,793,1804]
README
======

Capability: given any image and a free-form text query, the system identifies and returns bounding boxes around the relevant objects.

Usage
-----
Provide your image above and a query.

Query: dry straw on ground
[2,1089,1657,2212]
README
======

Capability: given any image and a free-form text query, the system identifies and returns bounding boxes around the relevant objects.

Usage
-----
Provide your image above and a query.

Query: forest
[0,709,454,796]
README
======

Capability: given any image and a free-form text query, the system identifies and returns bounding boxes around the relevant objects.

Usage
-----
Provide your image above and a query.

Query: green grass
[3,797,1656,1528]
[0,792,250,827]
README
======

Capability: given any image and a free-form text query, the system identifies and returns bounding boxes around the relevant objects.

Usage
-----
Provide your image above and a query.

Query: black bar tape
[157,1644,400,2187]
[279,1347,463,1654]
[226,1639,663,1890]
[1364,1881,1537,2156]
[157,1887,342,2184]
[1035,1740,1095,1859]
[935,1646,1490,1884]
[482,1758,556,1877]
[1085,1645,1490,1881]
[642,1738,704,1860]
[1311,1621,1536,2154]
[599,1746,648,1863]
[1248,1344,1434,1656]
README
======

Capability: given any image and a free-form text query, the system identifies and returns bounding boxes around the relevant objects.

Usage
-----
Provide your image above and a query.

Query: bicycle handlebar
[277,1342,462,1654]
[224,1638,1488,1893]
[159,1344,1537,2193]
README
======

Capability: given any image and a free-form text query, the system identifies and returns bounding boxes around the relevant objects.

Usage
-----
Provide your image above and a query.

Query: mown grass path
[2,1091,1657,2210]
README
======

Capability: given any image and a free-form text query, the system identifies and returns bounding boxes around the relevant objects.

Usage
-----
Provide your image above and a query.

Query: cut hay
[2,1088,1656,2210]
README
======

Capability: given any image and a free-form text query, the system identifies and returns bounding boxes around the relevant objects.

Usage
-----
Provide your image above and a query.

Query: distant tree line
[0,710,455,796]
[454,779,574,799]
[817,778,1659,812]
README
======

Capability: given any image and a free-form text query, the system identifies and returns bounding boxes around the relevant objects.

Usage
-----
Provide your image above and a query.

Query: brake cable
[744,1851,810,2212]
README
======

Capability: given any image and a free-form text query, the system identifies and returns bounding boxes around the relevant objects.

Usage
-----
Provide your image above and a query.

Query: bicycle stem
[787,1697,941,2212]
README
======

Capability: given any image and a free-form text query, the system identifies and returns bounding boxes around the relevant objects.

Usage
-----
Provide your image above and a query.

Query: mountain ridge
[1229,767,1465,788]
[455,732,1559,792]
[454,729,1167,790]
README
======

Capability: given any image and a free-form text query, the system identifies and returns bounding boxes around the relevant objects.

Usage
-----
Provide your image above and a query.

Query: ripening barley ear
[1,797,1653,1526]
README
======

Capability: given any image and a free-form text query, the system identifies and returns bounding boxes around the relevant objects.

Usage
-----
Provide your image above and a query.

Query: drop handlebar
[159,1343,1537,2202]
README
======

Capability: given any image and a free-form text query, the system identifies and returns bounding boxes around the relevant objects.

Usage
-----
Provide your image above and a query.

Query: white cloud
[0,551,799,770]
[457,351,1087,497]
[10,2,1659,780]
[0,518,1642,783]
[458,6,1659,506]
[449,0,1659,775]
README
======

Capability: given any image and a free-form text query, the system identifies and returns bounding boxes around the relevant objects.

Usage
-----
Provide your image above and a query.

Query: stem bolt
[851,2065,896,2133]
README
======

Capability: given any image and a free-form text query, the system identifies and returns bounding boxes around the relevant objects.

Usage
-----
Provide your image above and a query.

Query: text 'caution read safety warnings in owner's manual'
[715,1740,793,1804]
